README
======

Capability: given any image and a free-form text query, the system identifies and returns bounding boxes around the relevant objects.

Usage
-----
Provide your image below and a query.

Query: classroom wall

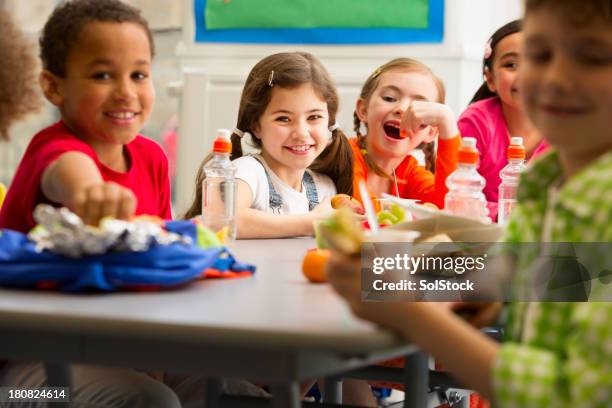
[0,0,182,186]
[172,0,523,216]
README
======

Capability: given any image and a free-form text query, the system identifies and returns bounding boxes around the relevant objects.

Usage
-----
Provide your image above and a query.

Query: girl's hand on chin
[401,101,459,141]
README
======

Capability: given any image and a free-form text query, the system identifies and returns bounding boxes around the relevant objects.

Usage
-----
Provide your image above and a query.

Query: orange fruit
[302,248,331,283]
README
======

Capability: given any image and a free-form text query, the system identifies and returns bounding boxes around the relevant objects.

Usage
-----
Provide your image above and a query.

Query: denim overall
[253,156,319,214]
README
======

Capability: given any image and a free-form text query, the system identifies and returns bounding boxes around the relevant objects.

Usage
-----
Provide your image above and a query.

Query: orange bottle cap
[458,137,479,164]
[508,136,525,160]
[213,129,232,154]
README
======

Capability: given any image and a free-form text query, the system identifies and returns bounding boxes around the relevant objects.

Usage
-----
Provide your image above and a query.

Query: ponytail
[230,133,243,160]
[469,82,497,104]
[420,141,436,173]
[310,129,354,195]
[182,153,212,220]
[353,111,390,178]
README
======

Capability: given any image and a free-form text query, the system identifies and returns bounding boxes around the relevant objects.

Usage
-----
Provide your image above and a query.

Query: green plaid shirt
[493,150,612,407]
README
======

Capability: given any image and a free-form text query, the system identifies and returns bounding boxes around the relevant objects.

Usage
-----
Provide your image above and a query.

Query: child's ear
[251,123,260,139]
[425,126,438,143]
[39,70,64,107]
[484,67,496,93]
[355,98,368,122]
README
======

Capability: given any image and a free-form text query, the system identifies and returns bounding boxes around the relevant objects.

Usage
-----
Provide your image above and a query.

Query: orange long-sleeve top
[350,136,460,209]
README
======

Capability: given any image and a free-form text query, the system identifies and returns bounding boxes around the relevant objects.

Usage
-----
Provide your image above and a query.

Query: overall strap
[252,155,320,213]
[302,171,319,211]
[252,156,283,214]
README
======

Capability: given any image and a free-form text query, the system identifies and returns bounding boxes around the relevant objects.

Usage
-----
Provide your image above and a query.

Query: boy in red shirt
[0,0,171,233]
[0,1,179,407]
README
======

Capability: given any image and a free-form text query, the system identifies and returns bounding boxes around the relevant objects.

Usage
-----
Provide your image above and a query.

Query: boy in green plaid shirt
[327,0,612,406]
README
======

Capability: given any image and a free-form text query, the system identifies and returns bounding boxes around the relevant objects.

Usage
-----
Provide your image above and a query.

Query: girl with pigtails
[351,58,460,209]
[184,52,354,238]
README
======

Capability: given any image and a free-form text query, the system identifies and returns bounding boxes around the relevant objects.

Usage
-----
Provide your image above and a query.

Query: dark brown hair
[0,11,41,140]
[525,0,612,25]
[183,52,354,219]
[353,58,445,174]
[39,0,155,78]
[470,19,522,104]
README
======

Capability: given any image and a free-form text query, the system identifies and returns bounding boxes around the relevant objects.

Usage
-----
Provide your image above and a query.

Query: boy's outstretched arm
[41,151,137,225]
[329,253,612,406]
[327,253,498,400]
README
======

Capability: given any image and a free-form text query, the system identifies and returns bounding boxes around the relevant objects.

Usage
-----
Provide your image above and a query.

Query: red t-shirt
[0,121,172,233]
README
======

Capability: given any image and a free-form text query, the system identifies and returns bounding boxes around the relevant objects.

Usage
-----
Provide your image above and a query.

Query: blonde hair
[354,58,445,175]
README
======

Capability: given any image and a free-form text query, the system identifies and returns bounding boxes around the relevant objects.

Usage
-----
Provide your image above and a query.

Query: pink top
[458,97,549,219]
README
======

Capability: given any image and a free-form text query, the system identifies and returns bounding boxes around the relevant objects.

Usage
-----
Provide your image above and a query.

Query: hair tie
[268,70,275,87]
[233,128,251,139]
[483,39,493,60]
[328,122,341,132]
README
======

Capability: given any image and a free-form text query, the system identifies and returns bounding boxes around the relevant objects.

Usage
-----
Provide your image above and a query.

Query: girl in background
[458,20,548,219]
[352,58,460,209]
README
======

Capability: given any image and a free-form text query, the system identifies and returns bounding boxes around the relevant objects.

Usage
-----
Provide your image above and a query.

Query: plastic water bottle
[444,137,488,221]
[498,137,526,225]
[202,129,237,241]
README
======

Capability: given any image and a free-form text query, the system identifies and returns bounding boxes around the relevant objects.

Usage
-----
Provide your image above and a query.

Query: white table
[0,238,427,407]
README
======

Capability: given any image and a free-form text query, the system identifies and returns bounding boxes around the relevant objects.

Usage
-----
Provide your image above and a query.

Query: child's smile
[284,143,315,155]
[47,21,154,164]
[522,9,612,159]
[104,109,142,126]
[538,101,589,118]
[486,32,523,110]
[256,83,329,187]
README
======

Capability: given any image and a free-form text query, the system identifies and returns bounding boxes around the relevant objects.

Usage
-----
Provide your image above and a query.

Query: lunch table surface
[0,238,427,407]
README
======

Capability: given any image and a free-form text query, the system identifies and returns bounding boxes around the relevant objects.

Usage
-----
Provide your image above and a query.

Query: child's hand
[310,197,335,220]
[327,251,425,331]
[450,302,502,328]
[401,101,459,141]
[68,182,137,226]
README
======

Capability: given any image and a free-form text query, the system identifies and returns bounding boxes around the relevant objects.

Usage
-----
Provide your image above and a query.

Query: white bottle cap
[510,136,524,146]
[217,129,232,140]
[462,137,477,149]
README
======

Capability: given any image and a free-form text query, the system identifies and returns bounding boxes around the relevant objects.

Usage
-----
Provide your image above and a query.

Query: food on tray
[330,194,365,215]
[376,203,406,226]
[318,208,364,256]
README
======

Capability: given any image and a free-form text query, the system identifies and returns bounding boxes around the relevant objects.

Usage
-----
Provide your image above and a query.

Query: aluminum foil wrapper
[28,204,191,258]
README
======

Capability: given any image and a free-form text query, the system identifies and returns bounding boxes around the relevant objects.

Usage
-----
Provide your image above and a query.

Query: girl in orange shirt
[351,58,460,208]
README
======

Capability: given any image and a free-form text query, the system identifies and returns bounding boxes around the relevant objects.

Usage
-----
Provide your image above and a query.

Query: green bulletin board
[195,0,444,44]
[205,0,429,30]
